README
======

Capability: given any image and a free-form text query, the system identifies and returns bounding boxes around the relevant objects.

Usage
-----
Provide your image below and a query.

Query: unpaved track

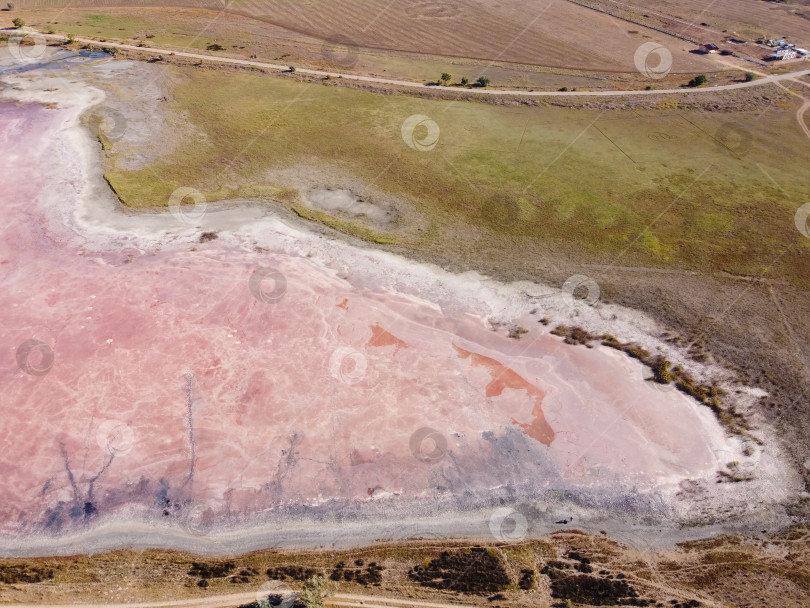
[1,592,477,608]
[16,30,810,98]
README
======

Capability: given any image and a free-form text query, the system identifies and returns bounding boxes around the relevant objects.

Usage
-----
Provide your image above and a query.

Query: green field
[102,65,810,287]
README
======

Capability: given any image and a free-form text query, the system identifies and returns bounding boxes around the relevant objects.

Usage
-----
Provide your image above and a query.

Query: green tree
[440,72,451,85]
[299,575,338,608]
[460,76,468,86]
[476,76,490,87]
[7,3,15,10]
[744,72,757,82]
[288,66,296,72]
[687,74,707,87]
[12,16,23,28]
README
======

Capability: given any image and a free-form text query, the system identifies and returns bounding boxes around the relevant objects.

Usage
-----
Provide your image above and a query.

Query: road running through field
[10,30,810,98]
[1,592,477,608]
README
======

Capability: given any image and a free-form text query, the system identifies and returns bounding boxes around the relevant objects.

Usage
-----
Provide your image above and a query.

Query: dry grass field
[10,0,728,73]
[1,528,809,607]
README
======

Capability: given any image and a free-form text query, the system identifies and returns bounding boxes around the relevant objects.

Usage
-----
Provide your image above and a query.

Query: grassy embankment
[97,65,810,289]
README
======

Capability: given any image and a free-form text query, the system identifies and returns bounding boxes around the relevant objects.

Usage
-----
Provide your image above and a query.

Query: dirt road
[1,592,477,608]
[13,30,810,98]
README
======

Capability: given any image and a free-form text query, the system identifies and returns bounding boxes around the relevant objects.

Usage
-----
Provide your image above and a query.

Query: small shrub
[687,74,707,87]
[744,72,756,81]
[299,574,338,608]
[12,16,24,28]
[476,76,491,87]
[460,76,469,85]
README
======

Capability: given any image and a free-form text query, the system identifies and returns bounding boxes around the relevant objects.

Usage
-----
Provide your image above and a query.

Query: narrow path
[1,592,477,608]
[13,30,810,98]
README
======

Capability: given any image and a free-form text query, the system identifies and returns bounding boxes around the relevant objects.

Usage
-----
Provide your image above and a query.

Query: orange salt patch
[337,298,349,310]
[454,345,555,446]
[367,323,409,351]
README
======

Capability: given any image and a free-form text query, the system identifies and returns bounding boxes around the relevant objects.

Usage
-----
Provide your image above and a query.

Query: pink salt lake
[0,78,733,537]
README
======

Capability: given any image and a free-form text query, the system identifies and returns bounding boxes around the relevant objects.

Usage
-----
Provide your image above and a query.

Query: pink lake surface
[0,79,737,537]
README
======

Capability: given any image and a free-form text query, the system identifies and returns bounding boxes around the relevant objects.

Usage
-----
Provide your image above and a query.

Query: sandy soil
[0,51,802,558]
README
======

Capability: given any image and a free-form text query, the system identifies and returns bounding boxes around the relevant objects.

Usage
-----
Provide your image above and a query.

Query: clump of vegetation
[476,76,491,87]
[518,568,535,590]
[12,16,24,28]
[687,74,707,87]
[207,43,225,51]
[189,560,235,579]
[329,561,383,586]
[460,76,469,85]
[508,326,529,339]
[744,72,757,82]
[408,548,510,594]
[0,564,54,584]
[199,231,218,243]
[299,574,338,608]
[439,72,451,85]
[652,357,673,384]
[551,325,597,345]
[547,571,642,605]
[267,565,319,581]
